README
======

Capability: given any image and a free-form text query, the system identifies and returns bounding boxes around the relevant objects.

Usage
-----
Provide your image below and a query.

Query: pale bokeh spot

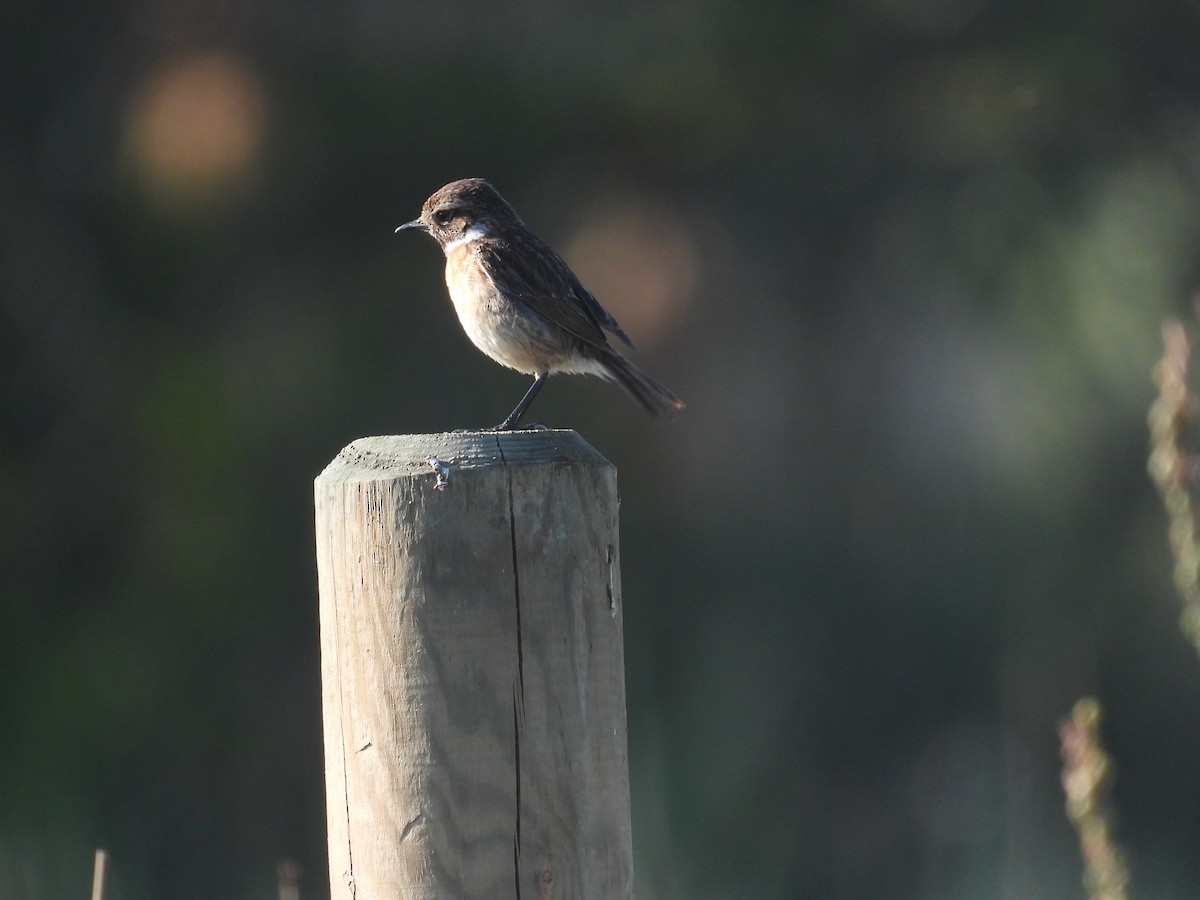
[562,203,697,344]
[126,52,266,208]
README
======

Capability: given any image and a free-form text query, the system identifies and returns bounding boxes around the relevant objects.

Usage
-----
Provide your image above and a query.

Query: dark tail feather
[601,352,685,417]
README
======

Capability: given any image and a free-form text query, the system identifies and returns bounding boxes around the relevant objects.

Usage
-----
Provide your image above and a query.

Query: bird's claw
[489,421,549,432]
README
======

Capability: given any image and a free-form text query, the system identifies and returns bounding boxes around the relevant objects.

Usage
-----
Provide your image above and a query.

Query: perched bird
[396,178,685,431]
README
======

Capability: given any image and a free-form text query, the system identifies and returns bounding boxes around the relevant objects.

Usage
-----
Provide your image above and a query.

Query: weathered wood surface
[314,430,633,899]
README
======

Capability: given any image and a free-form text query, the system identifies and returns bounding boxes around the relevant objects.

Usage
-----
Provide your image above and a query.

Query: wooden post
[314,430,634,899]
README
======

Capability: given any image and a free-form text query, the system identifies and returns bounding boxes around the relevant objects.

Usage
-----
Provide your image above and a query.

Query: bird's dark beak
[395,219,427,233]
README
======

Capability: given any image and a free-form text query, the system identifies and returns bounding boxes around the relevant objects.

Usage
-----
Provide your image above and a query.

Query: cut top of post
[315,429,612,486]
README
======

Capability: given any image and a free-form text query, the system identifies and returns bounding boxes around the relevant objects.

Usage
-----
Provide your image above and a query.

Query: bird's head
[396,178,522,253]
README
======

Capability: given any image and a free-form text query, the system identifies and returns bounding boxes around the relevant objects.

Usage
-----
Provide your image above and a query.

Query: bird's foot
[450,422,549,434]
[486,421,550,433]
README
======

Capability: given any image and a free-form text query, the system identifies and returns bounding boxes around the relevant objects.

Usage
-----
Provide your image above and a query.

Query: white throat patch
[442,223,489,254]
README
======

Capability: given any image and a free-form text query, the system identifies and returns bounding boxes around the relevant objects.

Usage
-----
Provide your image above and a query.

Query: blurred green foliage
[4,0,1200,897]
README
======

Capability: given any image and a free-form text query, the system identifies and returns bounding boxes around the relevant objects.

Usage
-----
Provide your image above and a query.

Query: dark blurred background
[5,0,1200,897]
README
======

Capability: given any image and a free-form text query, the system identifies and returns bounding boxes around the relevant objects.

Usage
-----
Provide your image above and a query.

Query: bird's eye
[432,209,453,226]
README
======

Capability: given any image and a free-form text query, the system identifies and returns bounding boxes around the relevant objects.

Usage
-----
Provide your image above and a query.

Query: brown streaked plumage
[396,177,685,431]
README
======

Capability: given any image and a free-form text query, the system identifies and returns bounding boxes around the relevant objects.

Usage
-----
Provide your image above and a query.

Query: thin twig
[90,849,108,900]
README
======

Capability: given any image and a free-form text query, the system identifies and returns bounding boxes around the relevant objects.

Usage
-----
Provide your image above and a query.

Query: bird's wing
[575,279,634,348]
[479,235,634,350]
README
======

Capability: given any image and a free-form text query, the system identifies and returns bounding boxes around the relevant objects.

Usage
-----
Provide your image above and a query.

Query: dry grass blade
[1148,317,1200,657]
[1060,699,1130,900]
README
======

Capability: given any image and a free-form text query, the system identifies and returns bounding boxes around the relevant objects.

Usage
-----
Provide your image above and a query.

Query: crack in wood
[500,436,525,900]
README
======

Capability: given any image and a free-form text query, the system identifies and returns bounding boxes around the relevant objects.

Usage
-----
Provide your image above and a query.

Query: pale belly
[443,258,608,378]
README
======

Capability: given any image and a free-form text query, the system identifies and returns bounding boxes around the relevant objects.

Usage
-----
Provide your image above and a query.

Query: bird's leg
[492,372,549,431]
